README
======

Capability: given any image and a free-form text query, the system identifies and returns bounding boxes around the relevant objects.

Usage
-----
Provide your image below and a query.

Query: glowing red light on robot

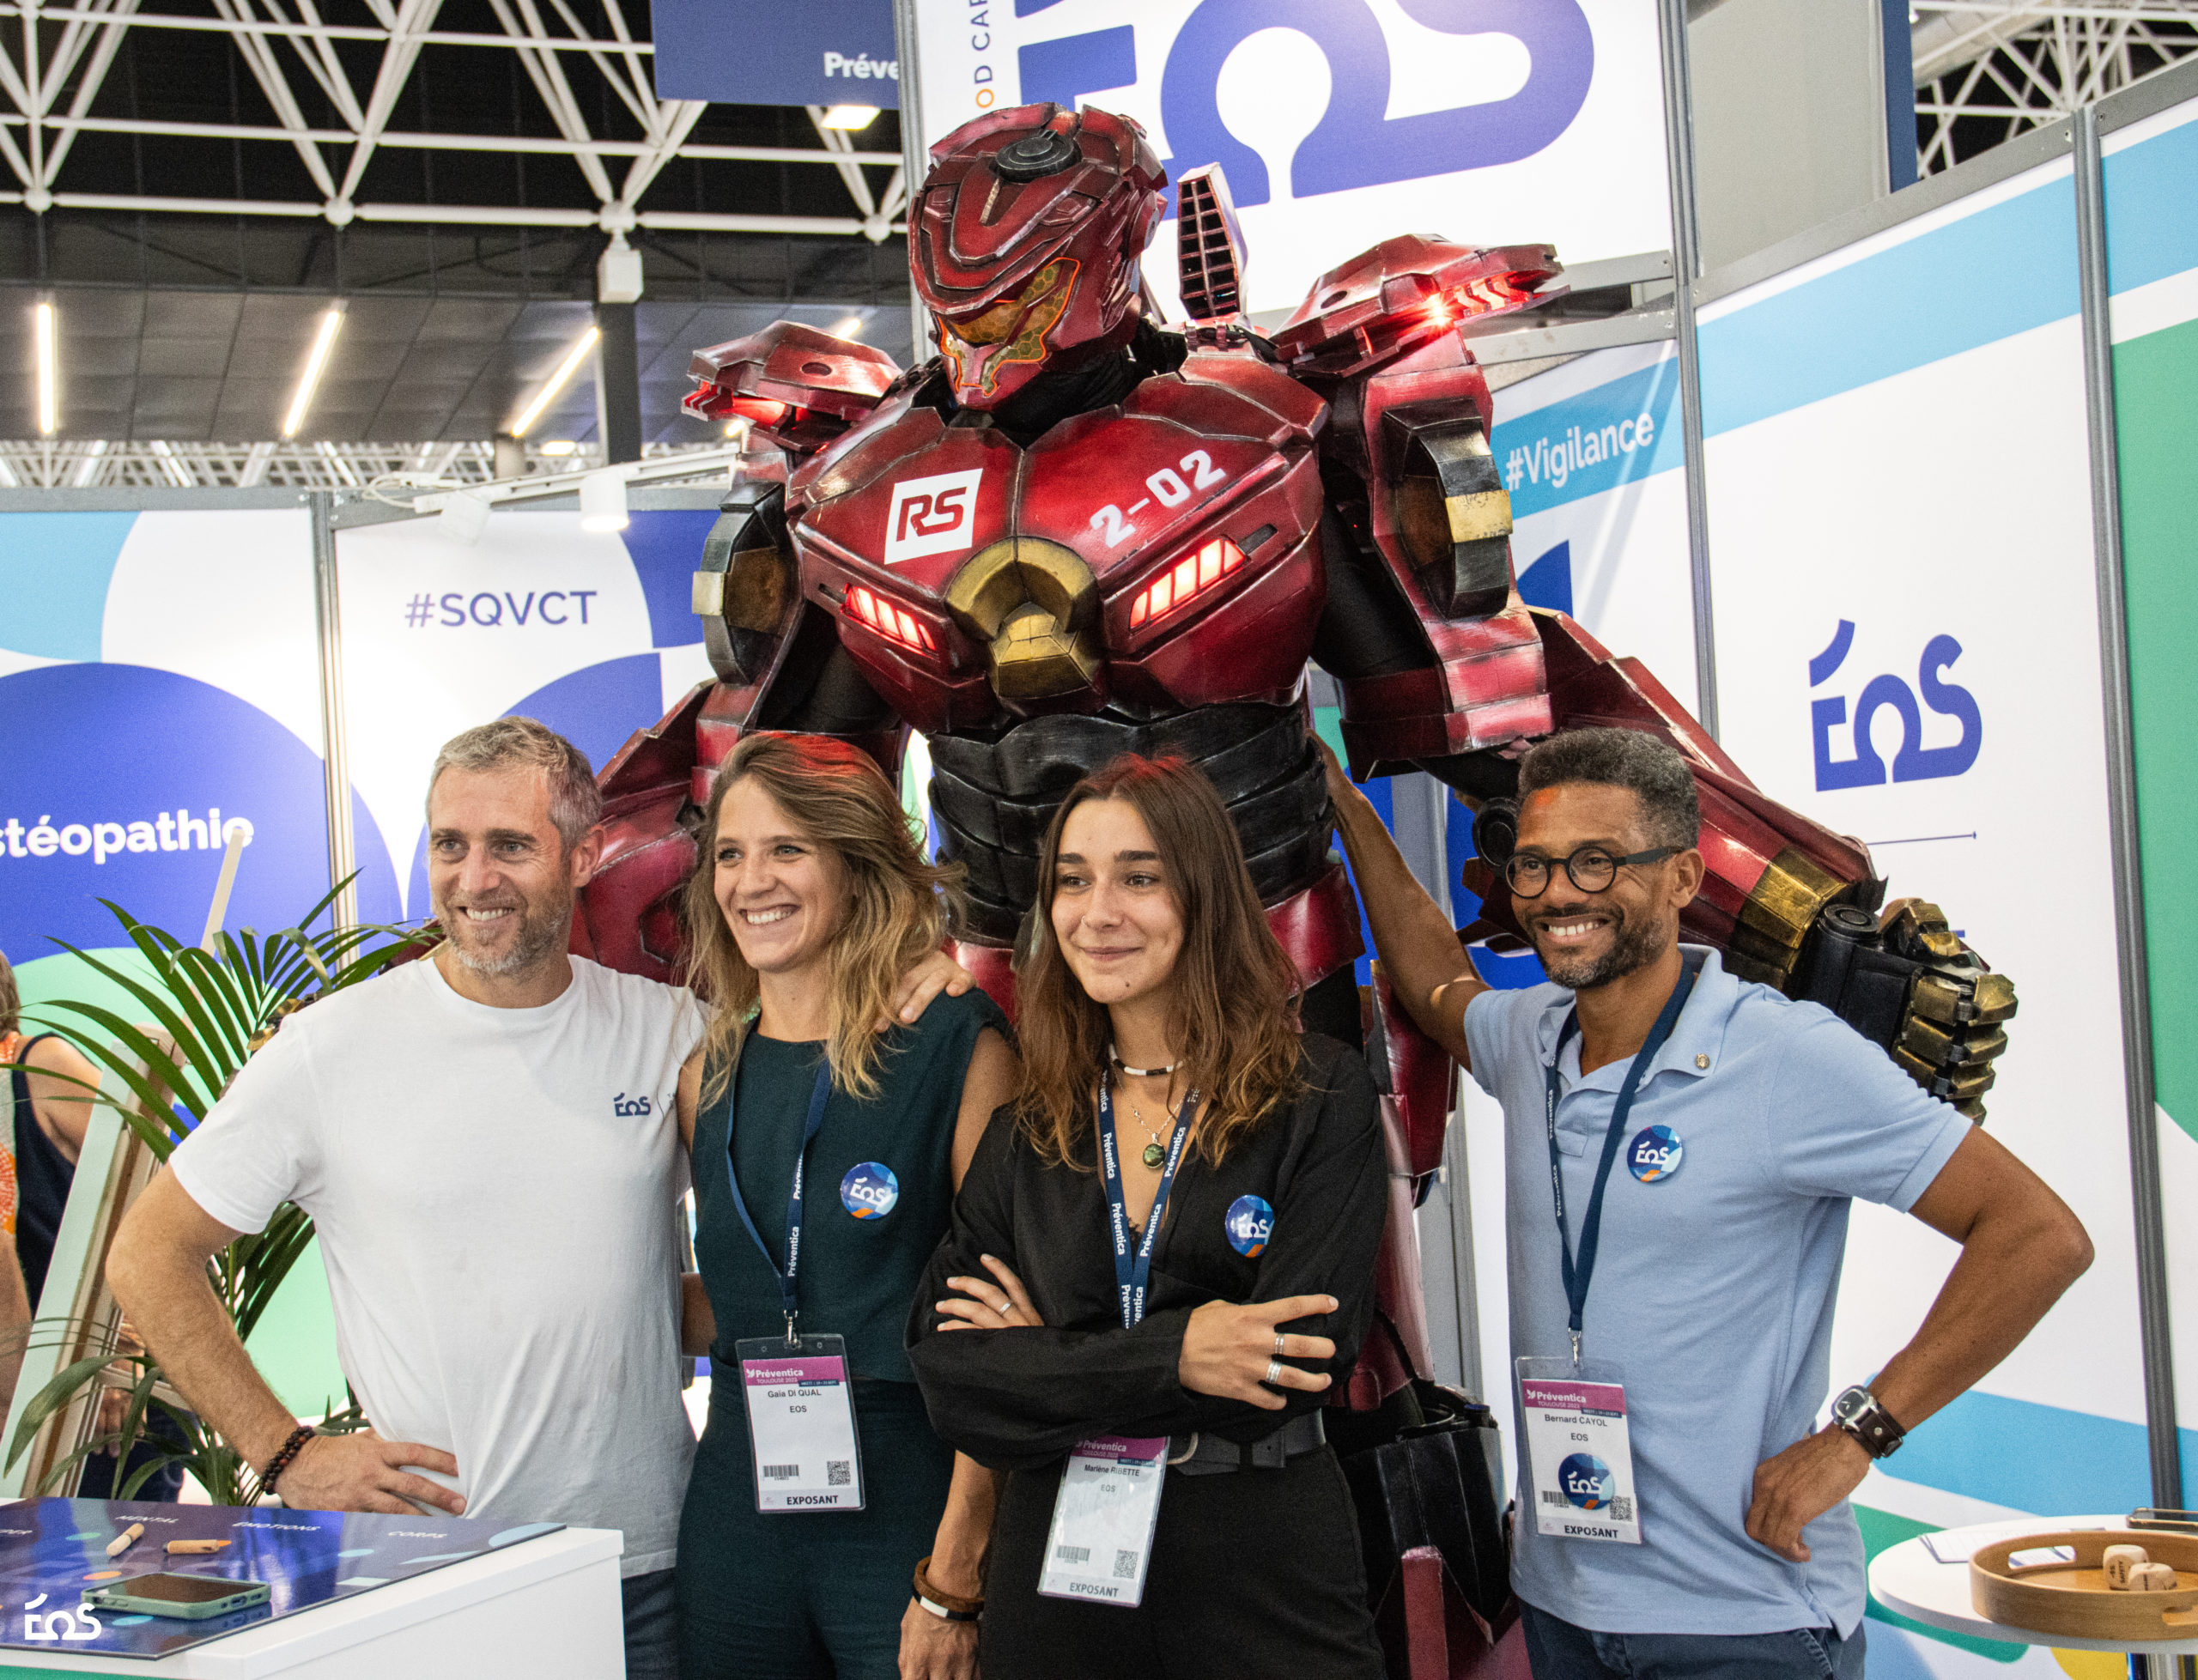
[845,584,936,652]
[1127,537,1245,628]
[720,396,793,426]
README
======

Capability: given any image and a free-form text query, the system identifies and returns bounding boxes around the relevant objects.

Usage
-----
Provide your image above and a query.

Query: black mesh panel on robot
[926,703,1330,940]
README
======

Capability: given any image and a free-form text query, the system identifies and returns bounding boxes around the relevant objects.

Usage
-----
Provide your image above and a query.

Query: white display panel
[1700,154,2140,1675]
[906,0,1670,320]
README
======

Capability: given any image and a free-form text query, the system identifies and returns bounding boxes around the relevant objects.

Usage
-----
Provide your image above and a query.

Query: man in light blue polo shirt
[1327,727,2092,1679]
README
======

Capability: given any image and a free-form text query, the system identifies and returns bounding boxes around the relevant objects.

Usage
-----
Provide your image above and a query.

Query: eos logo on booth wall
[1808,619,1983,792]
[884,470,983,564]
[1012,0,1594,209]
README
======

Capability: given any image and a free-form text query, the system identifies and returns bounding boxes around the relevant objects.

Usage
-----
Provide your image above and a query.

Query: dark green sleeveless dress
[675,987,1008,1680]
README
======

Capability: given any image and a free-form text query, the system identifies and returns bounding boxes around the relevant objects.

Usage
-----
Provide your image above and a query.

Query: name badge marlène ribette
[737,1334,865,1513]
[1515,1357,1642,1545]
[1036,1434,1169,1604]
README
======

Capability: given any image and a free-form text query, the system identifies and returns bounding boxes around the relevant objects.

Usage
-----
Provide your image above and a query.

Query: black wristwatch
[1831,1385,1907,1459]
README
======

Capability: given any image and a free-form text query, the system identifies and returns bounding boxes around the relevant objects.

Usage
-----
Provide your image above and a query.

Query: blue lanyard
[1545,961,1697,1365]
[1096,1076,1198,1330]
[724,1049,835,1342]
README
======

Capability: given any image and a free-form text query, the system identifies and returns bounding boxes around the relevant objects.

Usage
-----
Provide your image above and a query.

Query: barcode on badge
[1540,1489,1569,1507]
[1612,1497,1634,1520]
[827,1460,852,1487]
[1114,1550,1139,1580]
[1053,1544,1090,1565]
[762,1464,800,1482]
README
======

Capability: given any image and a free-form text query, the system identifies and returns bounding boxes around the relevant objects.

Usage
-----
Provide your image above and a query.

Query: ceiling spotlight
[539,440,578,457]
[282,306,345,440]
[579,468,629,533]
[511,326,601,438]
[820,105,880,130]
[34,300,57,435]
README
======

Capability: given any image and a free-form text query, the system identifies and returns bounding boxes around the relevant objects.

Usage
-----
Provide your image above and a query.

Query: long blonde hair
[683,733,964,1102]
[1012,754,1302,1169]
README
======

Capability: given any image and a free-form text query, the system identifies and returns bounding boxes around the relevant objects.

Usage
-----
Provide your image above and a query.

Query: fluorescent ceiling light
[829,313,865,339]
[281,307,345,440]
[579,469,629,533]
[511,326,600,438]
[820,105,880,130]
[34,301,57,435]
[538,439,578,457]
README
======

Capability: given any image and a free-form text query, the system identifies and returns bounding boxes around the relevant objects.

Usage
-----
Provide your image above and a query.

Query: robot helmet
[912,103,1166,411]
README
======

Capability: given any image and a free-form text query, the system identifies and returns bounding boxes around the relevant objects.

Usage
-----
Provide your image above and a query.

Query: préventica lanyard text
[1034,1074,1199,1608]
[724,1054,866,1513]
[1545,959,1697,1368]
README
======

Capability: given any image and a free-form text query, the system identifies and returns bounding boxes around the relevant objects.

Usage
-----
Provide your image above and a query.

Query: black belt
[1166,1409,1326,1477]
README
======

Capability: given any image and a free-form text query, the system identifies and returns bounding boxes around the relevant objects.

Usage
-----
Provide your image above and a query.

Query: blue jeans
[623,1568,678,1680]
[1521,1600,1865,1680]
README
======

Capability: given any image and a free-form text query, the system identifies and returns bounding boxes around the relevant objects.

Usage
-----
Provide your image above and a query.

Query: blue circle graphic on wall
[841,1162,899,1220]
[0,663,400,961]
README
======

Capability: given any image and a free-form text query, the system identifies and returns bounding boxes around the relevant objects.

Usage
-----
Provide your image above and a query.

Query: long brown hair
[1013,754,1302,1169]
[683,733,964,1102]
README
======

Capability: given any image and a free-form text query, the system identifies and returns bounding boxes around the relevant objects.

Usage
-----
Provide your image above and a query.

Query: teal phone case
[82,1575,271,1621]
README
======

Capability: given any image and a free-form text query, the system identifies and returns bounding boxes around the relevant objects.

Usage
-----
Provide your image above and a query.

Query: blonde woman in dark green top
[673,732,1016,1680]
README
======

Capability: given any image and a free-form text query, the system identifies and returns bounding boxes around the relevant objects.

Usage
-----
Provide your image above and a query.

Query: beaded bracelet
[913,1556,982,1622]
[261,1424,319,1497]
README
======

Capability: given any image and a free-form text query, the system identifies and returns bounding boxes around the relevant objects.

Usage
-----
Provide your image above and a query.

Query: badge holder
[737,1331,865,1512]
[1036,1434,1169,1605]
[1515,1355,1640,1545]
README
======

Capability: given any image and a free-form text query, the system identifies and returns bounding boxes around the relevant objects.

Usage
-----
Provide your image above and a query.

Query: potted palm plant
[2,883,426,1504]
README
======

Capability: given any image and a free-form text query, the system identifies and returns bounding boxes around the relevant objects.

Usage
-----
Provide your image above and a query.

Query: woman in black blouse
[907,754,1388,1678]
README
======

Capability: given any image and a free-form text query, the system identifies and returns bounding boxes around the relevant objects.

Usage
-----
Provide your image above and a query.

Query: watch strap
[1833,1386,1906,1459]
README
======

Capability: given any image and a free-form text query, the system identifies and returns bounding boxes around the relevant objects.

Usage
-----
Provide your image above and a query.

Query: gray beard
[1535,907,1670,992]
[441,893,571,980]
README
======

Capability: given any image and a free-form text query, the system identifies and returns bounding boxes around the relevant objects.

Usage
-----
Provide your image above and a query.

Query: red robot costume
[575,101,2013,1653]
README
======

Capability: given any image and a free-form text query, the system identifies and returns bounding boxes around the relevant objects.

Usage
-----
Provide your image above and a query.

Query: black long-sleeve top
[906,1034,1388,1472]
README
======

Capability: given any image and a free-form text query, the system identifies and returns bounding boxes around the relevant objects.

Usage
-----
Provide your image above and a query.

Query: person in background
[673,731,1017,1680]
[1325,725,2093,1680]
[108,717,969,1678]
[1,950,184,1499]
[908,754,1389,1679]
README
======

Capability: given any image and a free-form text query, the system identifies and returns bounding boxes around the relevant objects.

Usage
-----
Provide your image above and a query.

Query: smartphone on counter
[82,1572,272,1621]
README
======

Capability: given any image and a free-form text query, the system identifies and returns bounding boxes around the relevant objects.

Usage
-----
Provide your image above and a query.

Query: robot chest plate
[792,367,1327,723]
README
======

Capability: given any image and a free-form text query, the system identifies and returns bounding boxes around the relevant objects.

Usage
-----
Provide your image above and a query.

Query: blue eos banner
[648,0,898,108]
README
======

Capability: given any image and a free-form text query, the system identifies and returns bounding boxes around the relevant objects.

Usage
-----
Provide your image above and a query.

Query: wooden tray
[1970,1530,2198,1641]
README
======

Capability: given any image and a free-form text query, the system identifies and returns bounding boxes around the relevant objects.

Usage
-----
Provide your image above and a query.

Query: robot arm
[1279,235,1563,779]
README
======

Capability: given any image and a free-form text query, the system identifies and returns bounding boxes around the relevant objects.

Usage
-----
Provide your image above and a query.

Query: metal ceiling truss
[0,433,727,487]
[1913,2,2198,174]
[0,0,908,239]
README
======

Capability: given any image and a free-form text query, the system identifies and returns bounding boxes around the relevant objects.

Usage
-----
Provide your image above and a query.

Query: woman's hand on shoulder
[935,1255,1042,1331]
[882,949,977,1029]
[1178,1295,1338,1409]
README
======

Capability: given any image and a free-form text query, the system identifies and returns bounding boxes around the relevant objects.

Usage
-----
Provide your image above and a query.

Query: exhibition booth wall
[2,60,2195,1678]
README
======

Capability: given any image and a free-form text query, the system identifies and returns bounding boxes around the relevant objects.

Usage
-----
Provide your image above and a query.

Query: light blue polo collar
[1539,944,1739,1095]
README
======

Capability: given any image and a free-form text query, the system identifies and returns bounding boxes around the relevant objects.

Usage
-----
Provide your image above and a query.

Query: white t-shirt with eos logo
[170,955,707,1577]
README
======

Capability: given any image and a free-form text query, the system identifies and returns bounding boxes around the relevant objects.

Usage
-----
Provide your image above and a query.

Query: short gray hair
[426,717,603,851]
[1516,727,1701,850]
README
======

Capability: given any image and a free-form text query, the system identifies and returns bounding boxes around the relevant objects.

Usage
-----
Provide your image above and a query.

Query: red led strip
[845,584,937,653]
[1127,536,1245,629]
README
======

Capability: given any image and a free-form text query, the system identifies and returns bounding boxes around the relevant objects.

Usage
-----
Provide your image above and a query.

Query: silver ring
[1264,1359,1283,1385]
[1274,1332,1287,1356]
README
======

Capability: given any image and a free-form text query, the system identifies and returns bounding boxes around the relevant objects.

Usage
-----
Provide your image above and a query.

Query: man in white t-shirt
[110,717,707,1677]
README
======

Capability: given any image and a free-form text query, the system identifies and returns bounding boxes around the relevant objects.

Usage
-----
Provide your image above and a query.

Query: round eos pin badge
[840,1161,900,1220]
[1627,1125,1684,1182]
[1224,1194,1274,1258]
[1558,1452,1616,1510]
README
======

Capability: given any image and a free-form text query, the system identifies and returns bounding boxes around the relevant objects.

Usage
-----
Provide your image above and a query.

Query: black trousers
[981,1444,1387,1680]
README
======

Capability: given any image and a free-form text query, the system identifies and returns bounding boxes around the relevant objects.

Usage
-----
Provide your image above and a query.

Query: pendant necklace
[1117,1070,1181,1171]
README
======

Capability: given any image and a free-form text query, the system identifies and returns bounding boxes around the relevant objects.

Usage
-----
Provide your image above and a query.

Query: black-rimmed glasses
[1503,844,1679,900]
